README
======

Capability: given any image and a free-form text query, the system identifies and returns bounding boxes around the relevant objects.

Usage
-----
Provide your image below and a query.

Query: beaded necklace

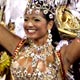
[22,40,54,67]
[11,39,63,80]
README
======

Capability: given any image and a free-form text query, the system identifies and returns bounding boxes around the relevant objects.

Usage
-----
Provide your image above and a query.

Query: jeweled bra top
[10,42,64,80]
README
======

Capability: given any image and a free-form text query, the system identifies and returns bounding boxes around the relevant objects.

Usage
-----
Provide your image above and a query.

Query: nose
[27,21,33,26]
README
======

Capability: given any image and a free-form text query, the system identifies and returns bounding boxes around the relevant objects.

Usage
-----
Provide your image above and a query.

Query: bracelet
[13,39,26,57]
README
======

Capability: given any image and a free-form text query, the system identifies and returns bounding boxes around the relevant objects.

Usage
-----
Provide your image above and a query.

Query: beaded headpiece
[25,0,55,20]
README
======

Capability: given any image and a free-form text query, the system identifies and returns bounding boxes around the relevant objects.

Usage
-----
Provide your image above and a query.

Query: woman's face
[24,10,51,40]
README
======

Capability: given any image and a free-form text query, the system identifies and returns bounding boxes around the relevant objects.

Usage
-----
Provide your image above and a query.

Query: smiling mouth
[27,29,37,33]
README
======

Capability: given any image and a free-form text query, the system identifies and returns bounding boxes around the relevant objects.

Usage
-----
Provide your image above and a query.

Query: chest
[10,49,63,80]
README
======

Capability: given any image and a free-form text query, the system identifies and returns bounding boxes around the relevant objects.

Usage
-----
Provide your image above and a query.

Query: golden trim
[58,28,77,37]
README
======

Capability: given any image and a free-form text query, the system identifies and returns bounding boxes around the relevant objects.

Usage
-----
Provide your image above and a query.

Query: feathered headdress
[26,0,80,38]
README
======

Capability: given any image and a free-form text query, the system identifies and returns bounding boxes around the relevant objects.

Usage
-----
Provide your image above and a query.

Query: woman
[0,0,80,80]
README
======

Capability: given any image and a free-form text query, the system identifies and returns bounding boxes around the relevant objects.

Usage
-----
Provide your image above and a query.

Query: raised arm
[61,38,80,72]
[0,23,21,55]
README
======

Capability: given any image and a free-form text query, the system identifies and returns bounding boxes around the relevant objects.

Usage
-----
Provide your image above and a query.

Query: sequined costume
[10,41,65,80]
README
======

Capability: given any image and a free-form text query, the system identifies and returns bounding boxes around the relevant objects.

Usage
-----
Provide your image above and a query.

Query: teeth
[28,30,36,33]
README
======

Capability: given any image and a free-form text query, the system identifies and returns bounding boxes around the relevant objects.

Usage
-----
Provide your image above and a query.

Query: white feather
[0,0,7,6]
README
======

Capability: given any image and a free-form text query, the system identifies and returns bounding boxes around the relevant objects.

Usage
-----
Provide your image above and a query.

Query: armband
[13,39,26,57]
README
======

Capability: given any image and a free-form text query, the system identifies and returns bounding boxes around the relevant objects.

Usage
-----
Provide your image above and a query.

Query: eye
[34,18,40,22]
[24,18,28,21]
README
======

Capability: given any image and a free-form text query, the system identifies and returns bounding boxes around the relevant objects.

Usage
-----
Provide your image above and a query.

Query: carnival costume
[0,0,80,80]
[10,0,66,80]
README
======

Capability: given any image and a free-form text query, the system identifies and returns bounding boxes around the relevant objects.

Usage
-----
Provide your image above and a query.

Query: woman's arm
[66,38,80,63]
[61,38,80,72]
[0,23,21,55]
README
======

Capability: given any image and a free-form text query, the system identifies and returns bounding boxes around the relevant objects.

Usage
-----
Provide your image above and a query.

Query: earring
[47,29,52,45]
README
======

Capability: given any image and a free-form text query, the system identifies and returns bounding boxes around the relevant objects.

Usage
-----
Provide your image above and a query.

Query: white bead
[31,53,35,57]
